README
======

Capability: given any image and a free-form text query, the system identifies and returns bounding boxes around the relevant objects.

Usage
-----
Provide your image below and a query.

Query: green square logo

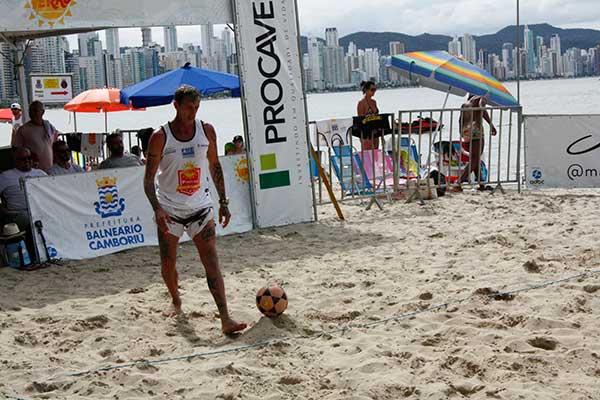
[260,153,277,171]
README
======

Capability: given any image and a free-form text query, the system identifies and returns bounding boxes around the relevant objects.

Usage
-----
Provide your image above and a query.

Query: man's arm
[478,97,497,135]
[205,123,225,202]
[143,128,165,212]
[12,126,23,147]
[205,123,231,228]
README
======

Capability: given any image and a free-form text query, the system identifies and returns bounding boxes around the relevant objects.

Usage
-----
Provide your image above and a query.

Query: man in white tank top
[144,85,246,334]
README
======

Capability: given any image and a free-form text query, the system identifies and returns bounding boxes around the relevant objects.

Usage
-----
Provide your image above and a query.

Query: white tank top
[157,120,212,213]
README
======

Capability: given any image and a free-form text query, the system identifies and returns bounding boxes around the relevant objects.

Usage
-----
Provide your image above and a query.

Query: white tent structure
[0,0,315,229]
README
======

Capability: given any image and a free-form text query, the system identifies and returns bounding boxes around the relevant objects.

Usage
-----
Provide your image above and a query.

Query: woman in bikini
[356,80,380,150]
[459,94,497,189]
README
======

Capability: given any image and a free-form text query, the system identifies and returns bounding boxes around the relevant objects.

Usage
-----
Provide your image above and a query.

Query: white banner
[233,0,314,228]
[525,115,600,188]
[25,155,252,260]
[0,1,232,39]
[30,74,73,103]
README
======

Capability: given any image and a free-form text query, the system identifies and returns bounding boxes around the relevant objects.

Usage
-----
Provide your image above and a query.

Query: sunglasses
[16,156,32,161]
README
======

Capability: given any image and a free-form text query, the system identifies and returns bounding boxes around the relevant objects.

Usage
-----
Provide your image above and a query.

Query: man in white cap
[10,103,22,143]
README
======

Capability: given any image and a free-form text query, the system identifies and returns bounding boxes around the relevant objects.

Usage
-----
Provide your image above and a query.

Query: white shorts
[160,205,214,239]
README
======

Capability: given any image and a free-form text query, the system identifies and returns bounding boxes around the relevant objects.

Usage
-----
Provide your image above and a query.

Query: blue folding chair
[330,145,370,195]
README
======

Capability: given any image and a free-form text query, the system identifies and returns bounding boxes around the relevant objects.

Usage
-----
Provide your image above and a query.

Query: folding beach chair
[356,149,396,191]
[330,145,367,196]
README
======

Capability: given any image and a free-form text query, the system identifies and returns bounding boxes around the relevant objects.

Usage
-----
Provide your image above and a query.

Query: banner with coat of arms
[24,154,252,261]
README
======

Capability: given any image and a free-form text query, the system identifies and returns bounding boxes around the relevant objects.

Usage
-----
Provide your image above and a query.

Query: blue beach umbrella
[120,62,241,108]
[389,51,519,107]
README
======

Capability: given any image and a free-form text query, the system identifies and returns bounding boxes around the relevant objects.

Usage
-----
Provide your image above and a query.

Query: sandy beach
[1,189,600,399]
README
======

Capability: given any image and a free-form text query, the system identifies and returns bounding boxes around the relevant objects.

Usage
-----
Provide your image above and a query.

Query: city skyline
[65,19,600,54]
[2,21,600,104]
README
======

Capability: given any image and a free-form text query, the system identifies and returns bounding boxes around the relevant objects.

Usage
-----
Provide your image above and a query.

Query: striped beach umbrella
[389,51,519,107]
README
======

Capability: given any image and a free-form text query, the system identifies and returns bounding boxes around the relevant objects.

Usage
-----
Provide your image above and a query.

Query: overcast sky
[67,0,600,50]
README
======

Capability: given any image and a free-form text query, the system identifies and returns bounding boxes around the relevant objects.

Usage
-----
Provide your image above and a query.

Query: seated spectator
[12,101,59,172]
[131,145,146,165]
[224,142,235,155]
[232,135,245,154]
[98,133,144,170]
[0,147,47,258]
[48,140,84,176]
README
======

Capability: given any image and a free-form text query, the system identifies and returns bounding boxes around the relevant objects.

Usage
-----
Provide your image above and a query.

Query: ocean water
[2,76,599,151]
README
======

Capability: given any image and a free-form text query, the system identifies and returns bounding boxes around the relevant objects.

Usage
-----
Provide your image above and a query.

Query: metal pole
[517,107,523,193]
[516,0,521,103]
[16,41,30,123]
[230,0,259,228]
[292,0,318,222]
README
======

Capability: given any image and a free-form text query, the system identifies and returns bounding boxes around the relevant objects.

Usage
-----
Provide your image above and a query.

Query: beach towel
[81,133,104,158]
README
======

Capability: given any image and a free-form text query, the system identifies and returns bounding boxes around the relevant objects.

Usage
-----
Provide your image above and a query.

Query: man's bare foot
[222,318,247,334]
[162,301,182,318]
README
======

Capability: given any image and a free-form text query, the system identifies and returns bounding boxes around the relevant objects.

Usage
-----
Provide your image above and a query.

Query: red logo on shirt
[177,162,201,196]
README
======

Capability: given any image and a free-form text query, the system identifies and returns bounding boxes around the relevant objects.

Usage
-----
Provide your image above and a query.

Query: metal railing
[308,106,523,206]
[59,129,143,169]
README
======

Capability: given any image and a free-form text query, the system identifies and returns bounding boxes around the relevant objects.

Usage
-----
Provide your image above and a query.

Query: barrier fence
[59,129,144,169]
[309,106,523,206]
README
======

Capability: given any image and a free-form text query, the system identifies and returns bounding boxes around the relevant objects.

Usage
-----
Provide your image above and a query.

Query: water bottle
[5,240,30,269]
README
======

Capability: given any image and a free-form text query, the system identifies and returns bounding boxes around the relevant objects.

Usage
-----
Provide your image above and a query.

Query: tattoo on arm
[210,162,226,201]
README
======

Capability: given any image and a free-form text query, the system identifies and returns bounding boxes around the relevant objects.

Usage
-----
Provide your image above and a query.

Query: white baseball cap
[10,103,21,110]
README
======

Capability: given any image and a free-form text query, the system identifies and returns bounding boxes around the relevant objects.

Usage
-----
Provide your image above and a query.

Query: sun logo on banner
[24,0,76,28]
[235,157,249,183]
[94,176,126,218]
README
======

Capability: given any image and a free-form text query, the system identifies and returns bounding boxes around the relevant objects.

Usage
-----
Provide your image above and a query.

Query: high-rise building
[523,25,536,75]
[550,34,562,75]
[201,24,214,69]
[221,27,233,58]
[65,51,81,95]
[478,48,490,72]
[347,42,357,57]
[103,54,123,88]
[448,36,462,58]
[536,36,544,65]
[33,36,67,74]
[78,32,105,89]
[141,28,152,47]
[105,28,120,59]
[325,28,339,47]
[322,28,346,88]
[462,34,477,64]
[0,42,17,101]
[364,48,380,81]
[78,32,102,57]
[323,46,345,88]
[143,47,159,79]
[307,36,324,90]
[502,43,514,72]
[594,45,600,75]
[163,25,178,53]
[389,41,405,56]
